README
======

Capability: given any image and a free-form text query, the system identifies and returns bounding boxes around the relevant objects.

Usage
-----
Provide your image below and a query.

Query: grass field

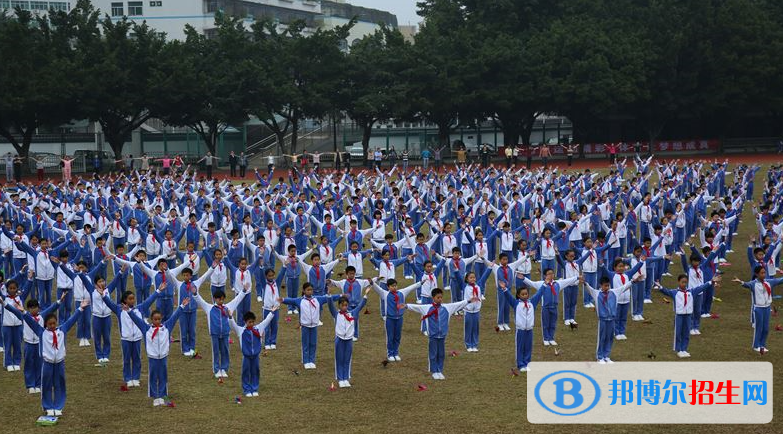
[0,159,781,434]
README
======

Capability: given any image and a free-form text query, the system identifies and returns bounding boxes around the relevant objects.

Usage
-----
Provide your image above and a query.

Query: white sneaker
[46,409,55,416]
[416,299,422,304]
[318,321,323,326]
[221,370,228,378]
[444,286,451,291]
[28,387,36,394]
[84,340,91,346]
[352,337,358,342]
[78,339,84,347]
[133,380,141,387]
[564,320,571,326]
[343,381,351,387]
[405,275,413,280]
[287,309,293,315]
[6,366,13,372]
[605,358,614,364]
[423,331,429,337]
[681,351,691,358]
[727,249,734,253]
[245,393,254,397]
[310,363,316,369]
[615,335,627,340]
[270,344,277,350]
[264,345,271,350]
[252,392,259,396]
[304,363,315,370]
[153,398,163,407]
[701,313,710,318]
[338,380,347,388]
[294,309,299,314]
[13,365,20,371]
[550,341,558,346]
[597,359,607,365]
[543,341,551,346]
[388,356,396,362]
[256,296,262,303]
[481,295,486,301]
[0,346,4,352]
[694,329,701,335]
[127,381,134,388]
[663,272,672,277]
[762,347,769,353]
[35,387,41,393]
[583,304,591,308]
[643,299,653,304]
[503,324,511,331]
[394,355,401,361]
[54,410,62,416]
[432,373,439,379]
[689,330,697,335]
[753,347,761,352]
[437,373,446,380]
[214,372,222,379]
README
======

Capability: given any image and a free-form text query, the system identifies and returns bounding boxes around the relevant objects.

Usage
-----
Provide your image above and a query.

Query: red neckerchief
[340,311,354,322]
[50,329,58,349]
[248,326,261,338]
[421,303,441,321]
[549,282,556,296]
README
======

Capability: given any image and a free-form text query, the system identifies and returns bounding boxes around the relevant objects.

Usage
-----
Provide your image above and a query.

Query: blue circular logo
[534,370,601,416]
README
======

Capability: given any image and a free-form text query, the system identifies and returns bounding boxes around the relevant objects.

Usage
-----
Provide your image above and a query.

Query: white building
[0,1,71,12]
[319,0,397,47]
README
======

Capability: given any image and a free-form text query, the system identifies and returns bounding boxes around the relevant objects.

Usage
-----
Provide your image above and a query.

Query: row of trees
[2,0,783,164]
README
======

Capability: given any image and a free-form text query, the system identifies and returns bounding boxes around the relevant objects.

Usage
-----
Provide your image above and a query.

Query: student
[6,297,88,416]
[584,276,635,363]
[113,249,166,317]
[329,267,371,341]
[127,298,190,406]
[462,268,492,352]
[370,277,421,361]
[500,283,543,372]
[13,296,62,393]
[190,280,249,378]
[1,274,33,371]
[521,269,580,346]
[655,275,716,358]
[733,266,783,353]
[228,308,277,397]
[65,260,105,347]
[100,285,162,388]
[327,291,370,388]
[404,288,477,380]
[274,244,313,314]
[278,283,341,369]
[60,261,123,364]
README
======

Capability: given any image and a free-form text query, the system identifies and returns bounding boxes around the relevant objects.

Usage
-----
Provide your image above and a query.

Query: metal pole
[386,127,390,152]
[405,128,409,152]
[163,131,168,155]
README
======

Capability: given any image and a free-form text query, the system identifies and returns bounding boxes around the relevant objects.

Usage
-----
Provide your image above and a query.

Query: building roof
[320,0,397,27]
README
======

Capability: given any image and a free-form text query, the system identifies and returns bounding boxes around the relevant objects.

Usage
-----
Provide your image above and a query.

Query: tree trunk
[106,136,125,163]
[361,123,373,167]
[290,117,300,155]
[519,113,536,146]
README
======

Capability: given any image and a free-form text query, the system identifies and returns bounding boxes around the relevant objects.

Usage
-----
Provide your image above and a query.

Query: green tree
[0,7,82,169]
[153,13,252,155]
[74,1,166,158]
[340,26,414,165]
[250,19,352,155]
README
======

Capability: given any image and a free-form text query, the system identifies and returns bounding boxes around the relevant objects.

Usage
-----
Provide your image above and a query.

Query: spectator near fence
[421,148,431,169]
[5,152,13,182]
[504,145,513,168]
[198,152,218,179]
[539,143,550,168]
[229,151,238,177]
[239,152,248,177]
[433,145,444,169]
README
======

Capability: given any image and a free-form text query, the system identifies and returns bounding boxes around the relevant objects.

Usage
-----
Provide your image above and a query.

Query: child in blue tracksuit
[9,298,86,416]
[500,283,543,372]
[274,244,313,314]
[228,309,276,397]
[279,283,341,369]
[101,286,161,387]
[405,288,474,380]
[584,276,634,363]
[5,297,60,392]
[191,282,249,378]
[127,298,187,406]
[462,268,492,352]
[370,278,421,361]
[1,274,33,371]
[655,275,714,358]
[328,292,369,388]
[165,264,215,357]
[734,266,783,353]
[522,271,580,346]
[329,267,371,340]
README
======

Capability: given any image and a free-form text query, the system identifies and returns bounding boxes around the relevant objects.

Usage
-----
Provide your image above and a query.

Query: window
[0,0,11,8]
[10,0,30,10]
[149,0,161,6]
[29,0,46,9]
[127,0,142,15]
[50,1,69,11]
[110,2,122,16]
[205,0,219,13]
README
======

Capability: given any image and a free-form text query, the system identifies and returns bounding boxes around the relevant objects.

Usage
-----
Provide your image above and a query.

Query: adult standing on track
[562,143,578,167]
[239,152,248,178]
[539,143,550,168]
[505,145,513,168]
[228,151,238,177]
[198,152,218,179]
[606,142,618,164]
[433,145,444,170]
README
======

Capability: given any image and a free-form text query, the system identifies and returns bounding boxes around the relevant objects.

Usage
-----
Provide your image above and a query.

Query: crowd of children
[0,156,775,418]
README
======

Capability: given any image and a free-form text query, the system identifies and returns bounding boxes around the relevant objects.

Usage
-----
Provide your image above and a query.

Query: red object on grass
[120,384,129,392]
[710,313,720,319]
[775,324,783,331]
[417,384,428,391]
[510,369,519,377]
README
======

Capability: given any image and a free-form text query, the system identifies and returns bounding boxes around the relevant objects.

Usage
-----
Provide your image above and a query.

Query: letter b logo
[553,378,584,409]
